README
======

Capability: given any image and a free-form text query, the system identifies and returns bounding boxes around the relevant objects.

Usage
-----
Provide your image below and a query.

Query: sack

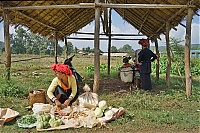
[120,67,133,82]
[32,103,53,115]
[29,89,47,107]
[78,84,99,109]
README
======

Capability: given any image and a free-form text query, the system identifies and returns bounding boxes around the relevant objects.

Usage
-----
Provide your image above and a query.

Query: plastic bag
[78,84,99,109]
[32,103,53,115]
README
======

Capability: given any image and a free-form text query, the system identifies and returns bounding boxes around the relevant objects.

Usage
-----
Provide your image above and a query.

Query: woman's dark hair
[123,56,131,63]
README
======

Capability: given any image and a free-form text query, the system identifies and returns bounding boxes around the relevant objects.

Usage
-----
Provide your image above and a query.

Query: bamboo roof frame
[0,1,199,41]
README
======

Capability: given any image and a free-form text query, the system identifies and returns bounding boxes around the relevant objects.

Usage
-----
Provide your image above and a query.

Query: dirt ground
[87,77,162,95]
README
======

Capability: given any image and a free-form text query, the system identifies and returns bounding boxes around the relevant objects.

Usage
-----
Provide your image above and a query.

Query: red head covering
[138,39,150,47]
[51,63,72,76]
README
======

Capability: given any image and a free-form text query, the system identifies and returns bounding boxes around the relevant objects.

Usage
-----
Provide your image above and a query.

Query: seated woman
[47,63,79,109]
[122,56,132,68]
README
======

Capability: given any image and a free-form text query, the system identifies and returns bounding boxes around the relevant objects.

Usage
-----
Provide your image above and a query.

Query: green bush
[0,80,26,97]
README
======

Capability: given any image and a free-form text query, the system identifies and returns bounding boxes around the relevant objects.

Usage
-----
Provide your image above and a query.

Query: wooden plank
[185,8,193,98]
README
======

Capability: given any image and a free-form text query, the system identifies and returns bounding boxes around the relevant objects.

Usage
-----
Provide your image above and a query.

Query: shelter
[0,0,199,97]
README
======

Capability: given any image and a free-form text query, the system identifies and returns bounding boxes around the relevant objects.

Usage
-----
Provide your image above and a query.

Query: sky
[0,10,199,52]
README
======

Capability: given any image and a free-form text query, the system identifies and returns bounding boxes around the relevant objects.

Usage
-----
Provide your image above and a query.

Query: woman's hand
[63,98,71,107]
[138,62,142,65]
[55,99,62,109]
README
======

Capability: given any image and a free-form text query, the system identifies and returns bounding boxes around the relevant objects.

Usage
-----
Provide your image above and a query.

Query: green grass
[0,54,199,133]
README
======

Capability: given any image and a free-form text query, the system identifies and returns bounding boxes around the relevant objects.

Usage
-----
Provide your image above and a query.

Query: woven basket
[29,89,47,107]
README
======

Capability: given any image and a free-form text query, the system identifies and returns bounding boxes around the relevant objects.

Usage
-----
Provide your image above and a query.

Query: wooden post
[166,21,171,87]
[154,38,159,80]
[64,35,68,58]
[55,31,58,64]
[3,9,11,80]
[185,8,193,98]
[107,8,112,76]
[103,8,108,35]
[93,0,100,93]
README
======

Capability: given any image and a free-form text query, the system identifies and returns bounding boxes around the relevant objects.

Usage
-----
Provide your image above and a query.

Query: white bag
[120,67,133,82]
[32,103,53,115]
[78,84,99,109]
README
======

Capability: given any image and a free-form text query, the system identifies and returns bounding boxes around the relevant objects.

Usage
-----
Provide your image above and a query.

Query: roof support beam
[93,0,101,93]
[185,8,193,98]
[154,8,186,37]
[1,3,195,10]
[73,32,146,36]
[66,37,146,40]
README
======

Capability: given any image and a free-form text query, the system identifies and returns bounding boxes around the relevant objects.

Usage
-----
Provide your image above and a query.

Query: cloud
[157,21,200,47]
[0,24,15,42]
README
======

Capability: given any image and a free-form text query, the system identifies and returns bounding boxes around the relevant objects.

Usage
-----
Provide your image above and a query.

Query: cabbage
[104,109,114,117]
[98,100,108,111]
[94,107,103,118]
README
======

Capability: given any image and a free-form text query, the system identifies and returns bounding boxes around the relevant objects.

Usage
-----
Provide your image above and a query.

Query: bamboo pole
[155,8,185,35]
[103,8,108,35]
[74,32,145,36]
[55,31,58,64]
[107,8,112,76]
[2,3,194,10]
[66,37,146,40]
[169,47,185,85]
[154,38,159,80]
[166,21,171,87]
[93,0,100,93]
[3,9,11,80]
[185,8,193,98]
[64,36,68,59]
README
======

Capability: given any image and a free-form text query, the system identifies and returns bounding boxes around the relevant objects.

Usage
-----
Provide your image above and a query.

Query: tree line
[0,26,136,55]
[1,26,199,56]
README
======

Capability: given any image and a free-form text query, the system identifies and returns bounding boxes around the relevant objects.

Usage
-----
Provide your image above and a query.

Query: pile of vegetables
[36,113,62,129]
[17,115,37,125]
[94,100,114,118]
[49,116,62,128]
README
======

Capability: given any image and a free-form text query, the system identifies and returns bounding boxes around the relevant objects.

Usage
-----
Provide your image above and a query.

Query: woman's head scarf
[138,39,150,47]
[51,63,72,76]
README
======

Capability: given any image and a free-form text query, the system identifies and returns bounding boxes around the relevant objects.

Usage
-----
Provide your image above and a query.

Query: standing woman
[47,63,79,109]
[138,39,157,91]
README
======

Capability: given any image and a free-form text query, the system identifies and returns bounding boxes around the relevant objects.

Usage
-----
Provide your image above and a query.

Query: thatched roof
[0,0,199,41]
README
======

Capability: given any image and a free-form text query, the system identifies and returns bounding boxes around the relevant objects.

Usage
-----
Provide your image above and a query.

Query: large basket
[29,89,47,107]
